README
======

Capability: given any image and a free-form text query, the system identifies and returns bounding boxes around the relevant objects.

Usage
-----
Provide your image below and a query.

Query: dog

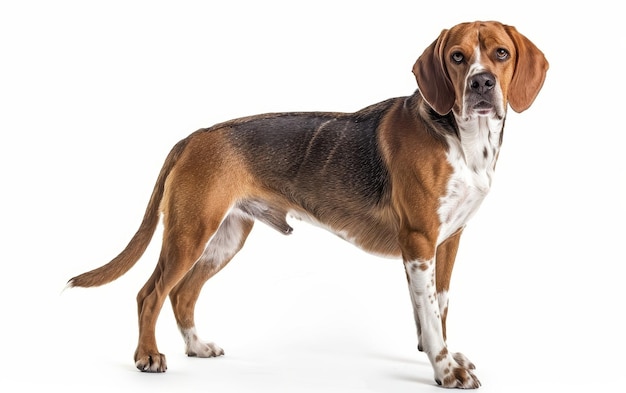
[68,21,548,388]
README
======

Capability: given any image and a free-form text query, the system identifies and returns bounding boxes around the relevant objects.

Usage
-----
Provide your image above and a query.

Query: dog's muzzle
[466,72,499,116]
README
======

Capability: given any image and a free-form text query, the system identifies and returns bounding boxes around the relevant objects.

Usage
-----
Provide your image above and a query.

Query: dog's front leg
[402,231,480,389]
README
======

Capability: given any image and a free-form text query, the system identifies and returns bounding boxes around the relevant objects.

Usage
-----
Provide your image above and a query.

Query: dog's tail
[67,137,190,288]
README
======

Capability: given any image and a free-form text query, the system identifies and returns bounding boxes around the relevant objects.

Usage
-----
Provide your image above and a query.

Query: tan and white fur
[68,21,548,388]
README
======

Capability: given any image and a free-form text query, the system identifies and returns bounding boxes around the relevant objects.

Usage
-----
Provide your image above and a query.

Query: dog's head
[413,21,548,118]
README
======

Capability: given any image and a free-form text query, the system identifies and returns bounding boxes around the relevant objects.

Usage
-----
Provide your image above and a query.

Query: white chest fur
[437,116,503,244]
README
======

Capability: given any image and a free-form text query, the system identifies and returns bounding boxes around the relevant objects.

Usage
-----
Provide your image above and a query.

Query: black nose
[469,72,496,95]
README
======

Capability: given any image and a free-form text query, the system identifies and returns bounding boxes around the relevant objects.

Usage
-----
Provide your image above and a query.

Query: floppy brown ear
[505,25,549,113]
[413,29,455,115]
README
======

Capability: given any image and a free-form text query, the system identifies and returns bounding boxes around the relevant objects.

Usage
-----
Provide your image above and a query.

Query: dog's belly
[288,205,402,258]
[237,198,402,258]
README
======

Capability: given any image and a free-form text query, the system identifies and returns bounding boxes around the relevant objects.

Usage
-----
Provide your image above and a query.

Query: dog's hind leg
[134,187,235,372]
[169,209,254,358]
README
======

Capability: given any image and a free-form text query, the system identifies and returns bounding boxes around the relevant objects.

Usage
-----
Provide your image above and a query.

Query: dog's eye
[496,48,509,60]
[451,52,464,64]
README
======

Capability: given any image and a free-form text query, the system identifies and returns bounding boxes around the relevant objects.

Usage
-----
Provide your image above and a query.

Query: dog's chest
[436,119,501,244]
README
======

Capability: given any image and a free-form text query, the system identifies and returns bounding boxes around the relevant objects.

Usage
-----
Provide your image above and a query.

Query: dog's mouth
[472,101,494,115]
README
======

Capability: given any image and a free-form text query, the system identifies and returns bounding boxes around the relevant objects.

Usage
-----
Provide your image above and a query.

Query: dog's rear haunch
[68,21,547,388]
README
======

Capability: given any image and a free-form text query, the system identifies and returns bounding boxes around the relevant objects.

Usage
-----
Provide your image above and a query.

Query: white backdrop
[1,1,624,392]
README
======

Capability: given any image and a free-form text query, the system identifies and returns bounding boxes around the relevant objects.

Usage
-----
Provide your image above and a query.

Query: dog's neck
[417,98,505,194]
[451,111,505,179]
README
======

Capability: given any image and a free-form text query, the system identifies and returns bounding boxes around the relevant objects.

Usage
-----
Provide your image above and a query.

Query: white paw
[182,327,224,358]
[187,341,225,358]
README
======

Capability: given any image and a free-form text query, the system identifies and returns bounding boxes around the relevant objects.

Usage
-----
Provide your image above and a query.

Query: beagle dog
[68,21,548,388]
